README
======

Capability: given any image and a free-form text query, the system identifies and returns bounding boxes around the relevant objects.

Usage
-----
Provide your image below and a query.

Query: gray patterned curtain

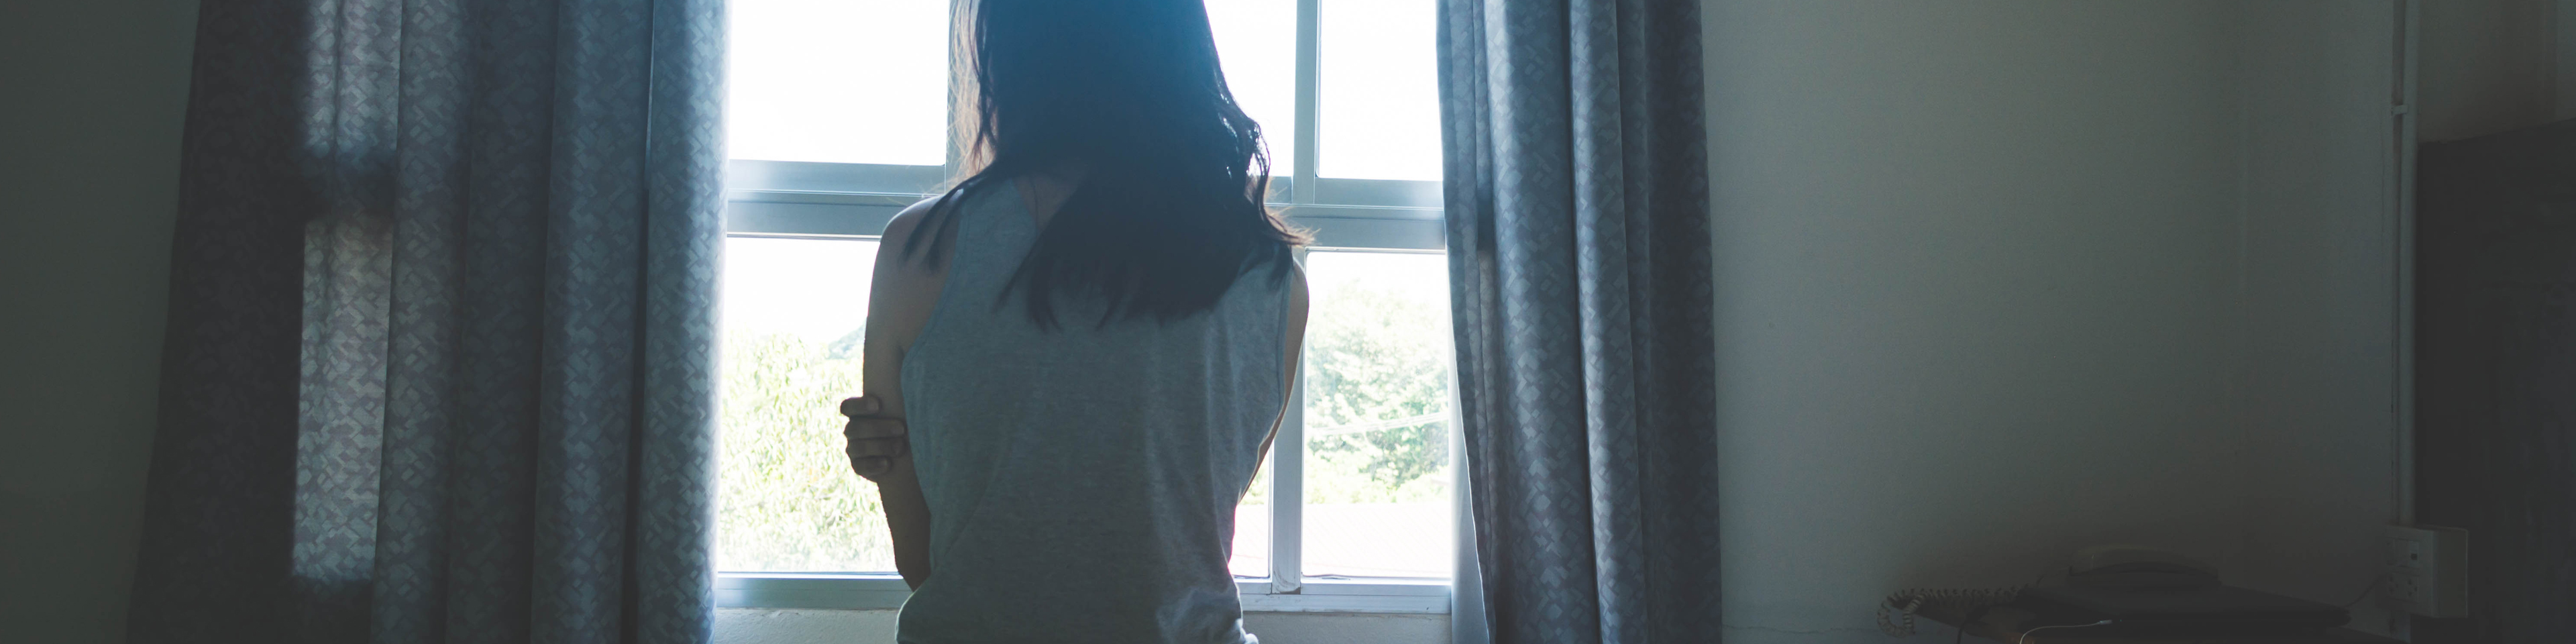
[126,0,724,642]
[1437,0,1718,642]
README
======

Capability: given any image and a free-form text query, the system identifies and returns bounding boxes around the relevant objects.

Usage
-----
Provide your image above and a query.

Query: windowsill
[716,574,1451,614]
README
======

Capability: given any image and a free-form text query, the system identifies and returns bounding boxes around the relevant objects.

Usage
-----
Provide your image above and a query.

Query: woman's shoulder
[884,179,1020,252]
[879,189,984,272]
[881,195,946,244]
[872,195,953,320]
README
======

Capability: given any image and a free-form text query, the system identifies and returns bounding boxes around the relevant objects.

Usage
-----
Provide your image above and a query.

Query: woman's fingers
[841,395,906,480]
[844,416,908,439]
[850,454,892,478]
[846,436,909,458]
[841,396,907,443]
[840,395,881,417]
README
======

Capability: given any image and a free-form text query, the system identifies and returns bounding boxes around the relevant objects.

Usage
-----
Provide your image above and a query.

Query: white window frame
[717,0,1458,614]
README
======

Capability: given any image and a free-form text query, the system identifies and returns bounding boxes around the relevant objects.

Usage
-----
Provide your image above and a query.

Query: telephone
[1876,586,2024,637]
[1878,547,2350,639]
[1874,547,2215,638]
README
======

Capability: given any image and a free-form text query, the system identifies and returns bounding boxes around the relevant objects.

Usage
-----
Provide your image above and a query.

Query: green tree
[1302,273,1452,504]
[714,331,894,572]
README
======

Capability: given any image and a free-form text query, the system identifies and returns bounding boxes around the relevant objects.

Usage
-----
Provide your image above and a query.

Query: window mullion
[1269,356,1307,592]
[1271,0,1324,593]
[1288,0,1321,205]
[1272,246,1312,593]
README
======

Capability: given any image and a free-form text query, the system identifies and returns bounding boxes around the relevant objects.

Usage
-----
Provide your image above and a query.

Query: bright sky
[727,0,949,165]
[1318,0,1440,180]
[722,237,879,343]
[1305,249,1445,305]
[1204,0,1298,172]
[724,0,1440,180]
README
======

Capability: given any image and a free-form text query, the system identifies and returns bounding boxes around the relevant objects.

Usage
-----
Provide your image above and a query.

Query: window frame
[722,166,1442,250]
[716,0,1458,614]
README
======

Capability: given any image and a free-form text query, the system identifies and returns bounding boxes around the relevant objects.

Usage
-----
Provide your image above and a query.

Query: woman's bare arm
[844,198,950,590]
[1250,264,1309,492]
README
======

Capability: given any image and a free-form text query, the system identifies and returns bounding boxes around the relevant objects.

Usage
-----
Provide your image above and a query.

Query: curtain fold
[1437,0,1718,642]
[127,0,724,641]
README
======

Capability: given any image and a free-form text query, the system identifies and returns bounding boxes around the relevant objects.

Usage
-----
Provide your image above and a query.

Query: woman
[835,1,1307,642]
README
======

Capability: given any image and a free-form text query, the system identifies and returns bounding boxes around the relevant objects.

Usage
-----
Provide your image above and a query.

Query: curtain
[125,0,724,642]
[1436,0,1717,643]
[2414,118,2576,644]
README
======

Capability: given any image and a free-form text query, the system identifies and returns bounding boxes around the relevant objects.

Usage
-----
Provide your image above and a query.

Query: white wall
[2234,2,2408,634]
[1705,1,2400,642]
[0,0,199,643]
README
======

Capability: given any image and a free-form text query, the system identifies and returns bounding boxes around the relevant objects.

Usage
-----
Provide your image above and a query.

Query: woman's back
[894,181,1290,644]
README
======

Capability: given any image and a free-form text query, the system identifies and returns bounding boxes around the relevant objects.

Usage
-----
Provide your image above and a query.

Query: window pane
[728,0,949,166]
[1318,0,1440,180]
[716,237,893,572]
[1301,251,1454,578]
[1230,457,1273,578]
[1205,0,1298,174]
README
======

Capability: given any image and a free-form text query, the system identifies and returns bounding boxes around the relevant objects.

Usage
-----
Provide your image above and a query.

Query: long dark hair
[905,0,1305,327]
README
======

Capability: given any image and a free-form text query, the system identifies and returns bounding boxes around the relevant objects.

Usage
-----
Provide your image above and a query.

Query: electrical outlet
[2386,572,2424,604]
[2384,525,2468,618]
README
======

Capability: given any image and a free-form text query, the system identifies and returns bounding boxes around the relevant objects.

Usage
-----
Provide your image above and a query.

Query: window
[716,0,1452,612]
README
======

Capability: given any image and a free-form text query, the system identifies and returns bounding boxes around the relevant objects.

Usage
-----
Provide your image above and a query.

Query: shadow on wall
[2412,117,2576,644]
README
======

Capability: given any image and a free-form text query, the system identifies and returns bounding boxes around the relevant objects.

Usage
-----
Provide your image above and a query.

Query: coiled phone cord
[1876,587,2025,637]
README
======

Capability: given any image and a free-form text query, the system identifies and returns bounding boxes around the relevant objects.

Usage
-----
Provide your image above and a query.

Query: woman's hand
[841,394,909,480]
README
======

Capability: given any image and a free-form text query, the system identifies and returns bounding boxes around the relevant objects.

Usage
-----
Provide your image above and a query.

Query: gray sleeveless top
[896,181,1287,644]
